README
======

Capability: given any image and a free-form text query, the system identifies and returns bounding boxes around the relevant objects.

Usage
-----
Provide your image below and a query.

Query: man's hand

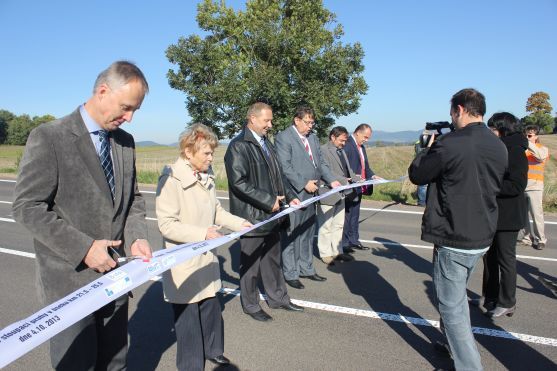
[271,195,285,212]
[130,239,153,260]
[289,198,301,206]
[206,225,223,240]
[427,133,436,148]
[84,239,121,272]
[304,180,318,193]
[330,181,341,188]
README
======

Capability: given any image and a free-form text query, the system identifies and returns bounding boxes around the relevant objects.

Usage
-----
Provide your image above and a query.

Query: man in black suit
[224,102,303,322]
[342,123,381,252]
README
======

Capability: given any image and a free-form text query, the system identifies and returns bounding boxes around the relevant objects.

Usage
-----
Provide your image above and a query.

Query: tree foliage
[0,109,16,144]
[4,113,55,145]
[166,0,368,139]
[526,91,552,114]
[522,111,554,134]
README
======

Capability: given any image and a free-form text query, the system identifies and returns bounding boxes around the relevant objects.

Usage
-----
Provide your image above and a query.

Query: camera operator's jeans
[417,184,427,205]
[433,246,484,371]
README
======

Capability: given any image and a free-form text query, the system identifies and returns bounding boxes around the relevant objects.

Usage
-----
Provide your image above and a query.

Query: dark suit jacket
[275,126,336,201]
[319,142,357,205]
[344,135,374,196]
[13,109,148,304]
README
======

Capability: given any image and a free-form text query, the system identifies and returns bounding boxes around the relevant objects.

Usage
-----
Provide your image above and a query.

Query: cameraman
[409,89,507,371]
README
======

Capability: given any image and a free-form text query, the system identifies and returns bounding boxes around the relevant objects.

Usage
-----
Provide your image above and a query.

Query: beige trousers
[317,201,345,258]
[525,189,547,244]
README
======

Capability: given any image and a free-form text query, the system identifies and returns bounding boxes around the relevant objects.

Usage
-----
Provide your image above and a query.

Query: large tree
[526,91,552,114]
[166,0,368,139]
[524,91,554,133]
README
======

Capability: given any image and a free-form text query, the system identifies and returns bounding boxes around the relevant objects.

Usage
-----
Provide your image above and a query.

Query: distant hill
[136,141,166,147]
[368,130,422,145]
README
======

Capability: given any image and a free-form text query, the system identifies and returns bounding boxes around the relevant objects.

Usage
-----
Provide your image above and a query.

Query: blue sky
[1,0,555,144]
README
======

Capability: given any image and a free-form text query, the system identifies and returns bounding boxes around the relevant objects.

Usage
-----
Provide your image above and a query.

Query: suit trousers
[50,295,128,371]
[172,296,224,371]
[482,230,519,308]
[525,189,547,244]
[343,193,362,248]
[317,201,345,258]
[282,204,317,280]
[240,233,290,313]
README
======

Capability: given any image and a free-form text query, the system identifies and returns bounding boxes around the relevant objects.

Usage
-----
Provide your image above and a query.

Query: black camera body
[419,121,454,148]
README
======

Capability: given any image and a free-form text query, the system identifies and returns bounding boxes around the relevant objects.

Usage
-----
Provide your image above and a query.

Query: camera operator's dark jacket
[408,123,507,249]
[496,133,528,230]
[224,128,296,237]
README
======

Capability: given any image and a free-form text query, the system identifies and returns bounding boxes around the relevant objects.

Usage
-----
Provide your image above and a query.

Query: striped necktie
[98,130,115,200]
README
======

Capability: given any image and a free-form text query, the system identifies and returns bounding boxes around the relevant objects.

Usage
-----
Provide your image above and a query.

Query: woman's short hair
[487,112,521,137]
[179,123,218,158]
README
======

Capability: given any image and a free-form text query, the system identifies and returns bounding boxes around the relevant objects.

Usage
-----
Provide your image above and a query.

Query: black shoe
[434,341,452,358]
[352,243,370,251]
[285,279,305,289]
[207,355,230,365]
[300,273,327,282]
[271,301,304,312]
[335,253,355,262]
[535,242,545,250]
[343,246,355,254]
[246,309,273,322]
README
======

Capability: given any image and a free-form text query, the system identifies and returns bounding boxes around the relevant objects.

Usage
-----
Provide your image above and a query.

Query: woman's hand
[206,225,223,240]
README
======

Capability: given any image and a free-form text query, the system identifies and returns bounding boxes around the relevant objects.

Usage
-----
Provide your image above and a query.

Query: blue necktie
[260,137,270,158]
[98,130,115,200]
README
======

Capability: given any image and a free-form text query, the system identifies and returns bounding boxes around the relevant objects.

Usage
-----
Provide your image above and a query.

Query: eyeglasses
[302,119,315,126]
[527,134,536,138]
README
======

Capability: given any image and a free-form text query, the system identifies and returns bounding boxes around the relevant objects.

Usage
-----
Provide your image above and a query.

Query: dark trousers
[50,295,128,371]
[282,205,317,280]
[483,230,519,308]
[343,193,362,247]
[240,233,290,313]
[172,296,224,371]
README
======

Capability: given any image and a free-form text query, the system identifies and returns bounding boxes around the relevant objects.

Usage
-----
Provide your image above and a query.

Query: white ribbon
[0,177,405,367]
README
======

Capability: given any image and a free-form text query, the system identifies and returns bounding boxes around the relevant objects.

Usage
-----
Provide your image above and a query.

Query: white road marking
[0,201,12,204]
[0,180,16,183]
[0,217,15,223]
[2,247,556,347]
[218,288,557,347]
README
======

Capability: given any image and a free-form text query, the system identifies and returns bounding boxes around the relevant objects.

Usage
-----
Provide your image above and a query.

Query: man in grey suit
[13,61,153,370]
[275,106,340,289]
[317,126,358,265]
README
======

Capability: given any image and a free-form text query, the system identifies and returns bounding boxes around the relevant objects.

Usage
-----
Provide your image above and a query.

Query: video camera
[419,121,454,148]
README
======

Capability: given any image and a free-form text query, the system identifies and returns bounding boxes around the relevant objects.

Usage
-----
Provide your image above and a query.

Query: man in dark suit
[317,126,358,265]
[225,102,303,322]
[343,123,381,252]
[13,61,153,370]
[275,106,340,289]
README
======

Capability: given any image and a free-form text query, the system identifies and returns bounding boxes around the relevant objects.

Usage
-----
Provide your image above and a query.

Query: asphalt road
[0,179,556,370]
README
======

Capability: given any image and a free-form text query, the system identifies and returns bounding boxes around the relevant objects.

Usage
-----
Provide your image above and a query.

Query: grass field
[1,134,556,210]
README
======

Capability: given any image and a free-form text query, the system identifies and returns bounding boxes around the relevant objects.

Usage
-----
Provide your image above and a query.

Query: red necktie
[303,137,313,163]
[359,146,368,193]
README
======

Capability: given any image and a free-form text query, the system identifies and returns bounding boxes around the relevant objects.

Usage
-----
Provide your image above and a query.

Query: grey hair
[93,60,149,94]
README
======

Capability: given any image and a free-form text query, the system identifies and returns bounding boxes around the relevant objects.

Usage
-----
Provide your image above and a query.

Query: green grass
[3,136,557,211]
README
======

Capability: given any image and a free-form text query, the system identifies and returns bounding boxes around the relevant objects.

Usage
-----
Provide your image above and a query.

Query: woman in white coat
[156,123,251,371]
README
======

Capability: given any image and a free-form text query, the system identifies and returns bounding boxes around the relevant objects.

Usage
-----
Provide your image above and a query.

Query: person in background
[472,113,528,318]
[414,137,428,206]
[409,88,507,371]
[317,126,357,265]
[520,125,550,250]
[156,124,252,370]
